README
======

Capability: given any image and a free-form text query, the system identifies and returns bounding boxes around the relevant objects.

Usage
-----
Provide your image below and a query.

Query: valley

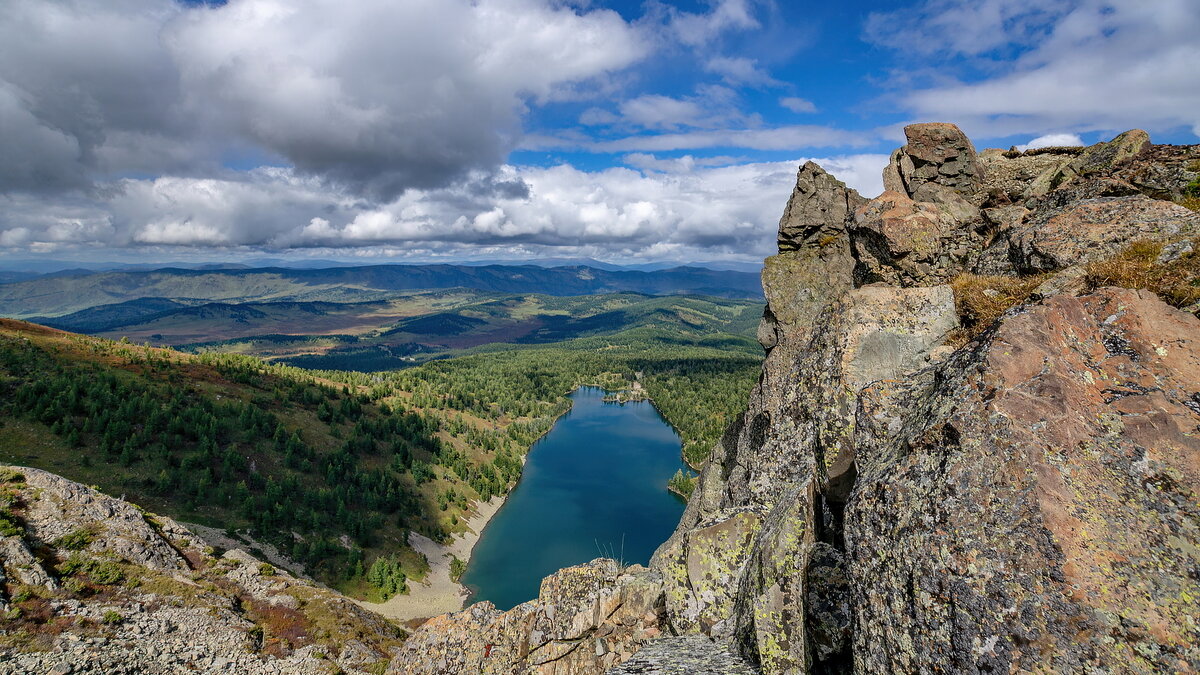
[0,266,763,618]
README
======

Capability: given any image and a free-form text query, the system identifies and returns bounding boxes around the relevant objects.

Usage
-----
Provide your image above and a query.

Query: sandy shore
[356,495,506,622]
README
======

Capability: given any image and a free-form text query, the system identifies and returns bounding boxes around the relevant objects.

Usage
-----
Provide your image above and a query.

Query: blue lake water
[461,386,686,611]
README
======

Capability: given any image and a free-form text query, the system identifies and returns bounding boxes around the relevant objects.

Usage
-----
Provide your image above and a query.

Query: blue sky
[1,0,1198,264]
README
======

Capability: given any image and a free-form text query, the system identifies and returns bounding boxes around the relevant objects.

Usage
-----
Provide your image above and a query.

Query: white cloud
[589,126,875,153]
[0,0,650,199]
[621,154,748,173]
[618,95,710,130]
[867,0,1200,139]
[780,97,817,114]
[0,155,889,258]
[665,0,761,47]
[1015,133,1084,151]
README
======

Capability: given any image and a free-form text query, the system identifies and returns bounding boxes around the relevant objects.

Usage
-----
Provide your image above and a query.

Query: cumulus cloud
[867,0,1200,138]
[0,0,649,199]
[1015,133,1084,151]
[0,155,889,259]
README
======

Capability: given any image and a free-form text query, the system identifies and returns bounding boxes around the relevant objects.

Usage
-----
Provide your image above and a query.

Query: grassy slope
[0,320,552,599]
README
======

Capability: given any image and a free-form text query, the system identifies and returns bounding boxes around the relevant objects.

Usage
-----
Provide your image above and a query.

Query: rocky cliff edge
[392,124,1200,675]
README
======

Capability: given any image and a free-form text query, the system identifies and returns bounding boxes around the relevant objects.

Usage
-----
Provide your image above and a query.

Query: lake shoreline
[353,493,506,622]
[356,395,577,622]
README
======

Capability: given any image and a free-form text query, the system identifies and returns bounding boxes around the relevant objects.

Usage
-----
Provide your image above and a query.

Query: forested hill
[0,263,764,318]
[0,317,760,599]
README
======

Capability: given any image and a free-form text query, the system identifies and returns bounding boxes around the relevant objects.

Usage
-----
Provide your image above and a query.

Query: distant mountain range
[0,263,763,318]
[0,257,764,276]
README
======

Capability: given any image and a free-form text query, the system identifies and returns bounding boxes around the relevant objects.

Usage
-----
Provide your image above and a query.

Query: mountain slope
[0,466,404,673]
[0,264,763,318]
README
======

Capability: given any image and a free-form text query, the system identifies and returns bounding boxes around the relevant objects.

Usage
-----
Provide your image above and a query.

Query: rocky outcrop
[777,162,866,253]
[1012,192,1200,273]
[390,560,667,674]
[0,466,405,674]
[393,124,1200,675]
[649,124,1199,674]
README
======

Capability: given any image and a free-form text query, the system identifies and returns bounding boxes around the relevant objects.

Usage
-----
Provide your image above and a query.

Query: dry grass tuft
[1176,196,1200,212]
[947,273,1049,346]
[1084,237,1200,309]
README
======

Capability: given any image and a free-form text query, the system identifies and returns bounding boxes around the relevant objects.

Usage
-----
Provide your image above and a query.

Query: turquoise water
[461,386,686,611]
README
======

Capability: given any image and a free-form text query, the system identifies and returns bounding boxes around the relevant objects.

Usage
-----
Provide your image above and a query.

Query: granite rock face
[778,162,867,253]
[1012,193,1200,273]
[885,122,985,202]
[393,125,1200,675]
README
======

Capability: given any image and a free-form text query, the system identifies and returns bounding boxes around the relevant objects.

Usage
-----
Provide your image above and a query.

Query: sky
[1,0,1198,266]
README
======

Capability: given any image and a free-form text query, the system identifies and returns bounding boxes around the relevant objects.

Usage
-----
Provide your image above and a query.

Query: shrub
[258,563,276,577]
[0,509,22,537]
[101,610,123,625]
[53,527,97,551]
[58,553,124,586]
[448,556,467,584]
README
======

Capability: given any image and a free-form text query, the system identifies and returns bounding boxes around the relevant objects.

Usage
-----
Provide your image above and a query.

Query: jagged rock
[16,466,194,574]
[1068,128,1151,179]
[389,560,667,675]
[847,288,1200,673]
[1114,143,1200,200]
[731,487,814,674]
[978,149,1074,202]
[0,535,59,589]
[1011,193,1200,273]
[777,162,866,252]
[888,123,985,202]
[850,190,979,285]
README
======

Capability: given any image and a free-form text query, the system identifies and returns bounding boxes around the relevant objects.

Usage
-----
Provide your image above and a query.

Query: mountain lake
[461,386,687,611]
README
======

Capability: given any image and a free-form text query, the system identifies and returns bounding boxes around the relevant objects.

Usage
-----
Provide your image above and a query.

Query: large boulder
[848,288,1200,673]
[886,123,985,203]
[850,190,979,285]
[657,508,765,637]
